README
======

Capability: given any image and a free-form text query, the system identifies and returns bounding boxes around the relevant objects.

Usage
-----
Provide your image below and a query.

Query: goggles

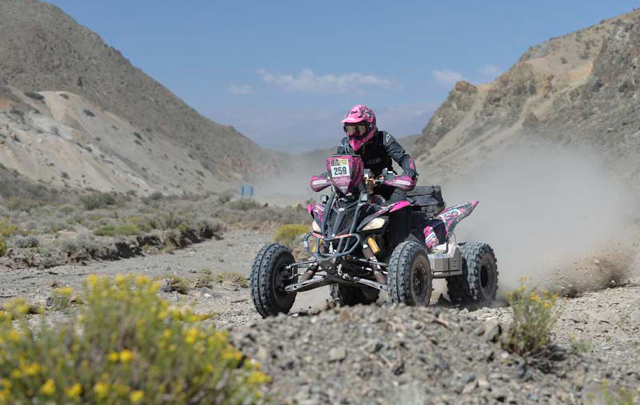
[344,123,369,138]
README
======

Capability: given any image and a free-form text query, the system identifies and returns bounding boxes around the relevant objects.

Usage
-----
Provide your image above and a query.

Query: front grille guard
[303,232,361,260]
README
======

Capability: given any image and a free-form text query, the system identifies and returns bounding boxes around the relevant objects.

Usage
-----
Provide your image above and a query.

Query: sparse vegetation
[504,280,562,355]
[274,223,309,247]
[0,275,269,404]
[94,223,141,237]
[164,275,190,294]
[227,198,262,211]
[80,192,117,210]
[214,272,248,288]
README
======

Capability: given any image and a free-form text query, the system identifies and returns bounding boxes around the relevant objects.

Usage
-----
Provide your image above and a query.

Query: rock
[328,347,347,362]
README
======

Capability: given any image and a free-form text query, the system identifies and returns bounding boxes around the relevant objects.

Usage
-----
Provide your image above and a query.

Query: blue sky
[46,1,639,152]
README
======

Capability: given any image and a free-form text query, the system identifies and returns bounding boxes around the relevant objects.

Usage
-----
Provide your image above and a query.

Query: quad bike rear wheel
[447,242,498,305]
[330,284,380,306]
[388,241,432,306]
[250,243,297,318]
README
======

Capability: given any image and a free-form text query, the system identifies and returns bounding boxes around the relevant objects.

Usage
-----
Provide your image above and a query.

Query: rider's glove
[402,169,417,180]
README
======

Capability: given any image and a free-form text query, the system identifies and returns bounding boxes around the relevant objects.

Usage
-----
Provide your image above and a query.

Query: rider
[337,104,417,203]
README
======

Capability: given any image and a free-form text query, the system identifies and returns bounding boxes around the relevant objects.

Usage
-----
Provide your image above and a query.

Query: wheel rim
[479,255,497,299]
[411,257,430,304]
[272,261,296,309]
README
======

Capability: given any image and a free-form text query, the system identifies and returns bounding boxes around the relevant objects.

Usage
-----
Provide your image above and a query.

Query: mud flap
[423,201,479,252]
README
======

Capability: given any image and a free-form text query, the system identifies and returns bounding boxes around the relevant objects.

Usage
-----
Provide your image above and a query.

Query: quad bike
[250,154,498,317]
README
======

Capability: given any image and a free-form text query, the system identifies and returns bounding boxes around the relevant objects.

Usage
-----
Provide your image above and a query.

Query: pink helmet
[342,104,377,151]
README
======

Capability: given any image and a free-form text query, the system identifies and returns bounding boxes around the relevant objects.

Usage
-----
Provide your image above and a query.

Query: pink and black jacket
[336,131,417,181]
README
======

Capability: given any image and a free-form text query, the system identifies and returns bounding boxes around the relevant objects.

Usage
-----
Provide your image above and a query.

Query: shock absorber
[362,237,386,284]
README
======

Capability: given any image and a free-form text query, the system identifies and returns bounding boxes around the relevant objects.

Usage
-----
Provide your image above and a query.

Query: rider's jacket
[337,131,417,178]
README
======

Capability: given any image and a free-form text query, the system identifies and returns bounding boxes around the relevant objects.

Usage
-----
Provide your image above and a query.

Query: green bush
[80,192,117,210]
[94,224,141,237]
[0,275,269,404]
[0,219,18,239]
[504,281,561,355]
[0,237,5,257]
[274,223,309,247]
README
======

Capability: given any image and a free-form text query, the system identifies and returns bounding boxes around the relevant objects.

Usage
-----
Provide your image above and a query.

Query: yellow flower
[115,274,125,284]
[65,383,82,399]
[8,330,20,343]
[86,274,99,288]
[247,371,270,385]
[55,287,73,296]
[94,382,109,398]
[185,328,199,345]
[162,329,172,339]
[0,379,10,390]
[40,379,56,395]
[22,363,41,376]
[10,370,21,379]
[130,390,144,404]
[108,352,120,362]
[530,292,540,302]
[119,349,135,363]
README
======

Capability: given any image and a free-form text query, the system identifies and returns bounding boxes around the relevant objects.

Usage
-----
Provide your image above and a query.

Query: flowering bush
[505,281,562,355]
[0,275,269,404]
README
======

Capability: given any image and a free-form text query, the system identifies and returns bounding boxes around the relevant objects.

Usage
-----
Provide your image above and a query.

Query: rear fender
[423,200,479,252]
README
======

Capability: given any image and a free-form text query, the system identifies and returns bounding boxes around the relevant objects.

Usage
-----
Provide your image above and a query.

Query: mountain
[416,9,640,185]
[0,0,280,195]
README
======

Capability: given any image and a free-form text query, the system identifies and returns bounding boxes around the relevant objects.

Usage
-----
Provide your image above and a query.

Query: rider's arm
[382,132,417,178]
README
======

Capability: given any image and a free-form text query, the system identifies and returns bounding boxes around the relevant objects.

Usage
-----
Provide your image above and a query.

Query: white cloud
[480,64,502,78]
[431,69,465,86]
[228,84,253,95]
[256,68,398,94]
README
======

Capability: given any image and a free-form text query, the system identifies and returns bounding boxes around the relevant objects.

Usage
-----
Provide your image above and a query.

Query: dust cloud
[441,143,639,294]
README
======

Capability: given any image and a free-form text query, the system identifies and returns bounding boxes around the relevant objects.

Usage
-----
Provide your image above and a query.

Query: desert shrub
[94,223,141,237]
[10,235,39,249]
[45,219,74,233]
[80,192,117,210]
[0,275,269,404]
[0,218,18,238]
[217,191,233,205]
[147,191,164,201]
[47,286,75,311]
[214,272,248,288]
[146,211,189,231]
[600,381,637,405]
[227,198,262,211]
[3,196,39,212]
[61,237,108,260]
[0,238,5,257]
[504,282,561,355]
[164,275,190,294]
[274,223,309,247]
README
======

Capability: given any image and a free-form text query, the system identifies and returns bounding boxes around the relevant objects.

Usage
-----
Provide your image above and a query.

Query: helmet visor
[344,124,369,139]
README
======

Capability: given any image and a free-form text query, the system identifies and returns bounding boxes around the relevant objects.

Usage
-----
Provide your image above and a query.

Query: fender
[307,202,326,222]
[357,200,410,231]
[423,200,479,252]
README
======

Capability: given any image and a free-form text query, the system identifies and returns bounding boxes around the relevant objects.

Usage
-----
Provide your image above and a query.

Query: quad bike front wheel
[447,242,498,305]
[250,243,297,318]
[330,284,380,306]
[388,241,432,306]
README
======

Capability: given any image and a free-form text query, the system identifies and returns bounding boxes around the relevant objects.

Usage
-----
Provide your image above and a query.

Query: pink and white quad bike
[250,154,498,317]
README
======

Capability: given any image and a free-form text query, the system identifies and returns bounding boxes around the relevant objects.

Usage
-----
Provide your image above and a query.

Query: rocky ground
[1,230,638,404]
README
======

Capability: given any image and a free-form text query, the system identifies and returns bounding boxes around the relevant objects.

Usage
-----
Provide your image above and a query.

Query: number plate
[330,159,350,177]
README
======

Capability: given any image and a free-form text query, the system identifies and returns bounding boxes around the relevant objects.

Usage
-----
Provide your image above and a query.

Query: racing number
[332,166,347,176]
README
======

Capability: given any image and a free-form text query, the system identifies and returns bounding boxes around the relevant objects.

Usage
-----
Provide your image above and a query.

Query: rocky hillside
[0,0,280,195]
[416,9,640,185]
